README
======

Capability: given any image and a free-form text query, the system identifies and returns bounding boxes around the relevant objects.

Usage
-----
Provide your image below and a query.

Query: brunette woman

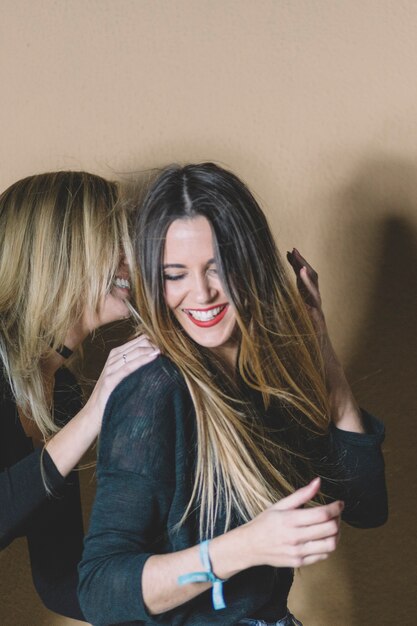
[79,163,387,626]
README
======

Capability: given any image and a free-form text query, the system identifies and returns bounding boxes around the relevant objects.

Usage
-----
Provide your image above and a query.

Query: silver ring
[122,354,127,365]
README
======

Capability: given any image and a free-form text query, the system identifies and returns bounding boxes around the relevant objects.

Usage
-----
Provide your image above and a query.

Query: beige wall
[1,1,416,624]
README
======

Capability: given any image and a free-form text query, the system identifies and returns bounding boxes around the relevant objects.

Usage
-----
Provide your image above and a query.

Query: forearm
[142,524,251,615]
[322,335,365,433]
[45,405,99,477]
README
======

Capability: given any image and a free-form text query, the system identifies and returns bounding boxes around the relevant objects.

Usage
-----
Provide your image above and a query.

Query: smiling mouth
[113,277,131,290]
[183,304,228,327]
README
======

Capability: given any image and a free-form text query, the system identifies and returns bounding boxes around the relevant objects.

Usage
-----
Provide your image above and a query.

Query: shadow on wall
[335,159,417,625]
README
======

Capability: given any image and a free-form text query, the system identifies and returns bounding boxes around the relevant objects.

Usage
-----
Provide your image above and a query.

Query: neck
[210,343,238,377]
[43,318,90,378]
[63,317,91,352]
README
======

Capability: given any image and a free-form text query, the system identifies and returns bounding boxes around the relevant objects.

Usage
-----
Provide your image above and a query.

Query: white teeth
[114,277,130,289]
[186,305,225,321]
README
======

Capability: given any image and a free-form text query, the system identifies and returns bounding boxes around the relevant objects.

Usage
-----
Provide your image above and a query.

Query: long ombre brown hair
[0,171,133,437]
[135,162,330,538]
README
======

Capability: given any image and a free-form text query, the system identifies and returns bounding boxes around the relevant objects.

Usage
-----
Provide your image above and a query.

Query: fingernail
[151,350,161,356]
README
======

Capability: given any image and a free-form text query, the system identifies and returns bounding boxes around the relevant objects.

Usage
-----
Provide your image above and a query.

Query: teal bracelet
[178,539,227,610]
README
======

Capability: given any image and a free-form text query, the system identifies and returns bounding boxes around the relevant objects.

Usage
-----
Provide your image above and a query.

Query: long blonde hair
[135,163,330,538]
[0,171,133,437]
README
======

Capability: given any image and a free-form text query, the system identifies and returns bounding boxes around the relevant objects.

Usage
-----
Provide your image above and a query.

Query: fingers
[298,553,329,566]
[107,334,157,357]
[291,499,343,525]
[108,343,160,372]
[253,479,343,570]
[289,533,339,564]
[290,513,341,543]
[299,266,321,305]
[96,336,160,391]
[286,248,320,308]
[279,500,342,567]
[292,248,318,283]
[274,477,321,511]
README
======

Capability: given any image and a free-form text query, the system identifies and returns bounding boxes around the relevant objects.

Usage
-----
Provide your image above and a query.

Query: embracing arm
[0,336,158,549]
[46,336,160,477]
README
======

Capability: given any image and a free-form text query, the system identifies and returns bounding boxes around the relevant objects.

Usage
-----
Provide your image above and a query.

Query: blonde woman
[79,163,387,626]
[0,171,159,620]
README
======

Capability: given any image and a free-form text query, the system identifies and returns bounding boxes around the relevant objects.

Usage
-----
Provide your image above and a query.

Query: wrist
[209,522,255,580]
[76,402,102,439]
[329,390,365,432]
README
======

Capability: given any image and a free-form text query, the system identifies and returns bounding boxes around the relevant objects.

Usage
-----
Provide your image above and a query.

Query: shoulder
[106,355,185,409]
[99,356,192,477]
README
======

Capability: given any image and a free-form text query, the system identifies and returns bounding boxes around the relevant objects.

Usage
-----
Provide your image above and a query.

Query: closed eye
[163,273,186,281]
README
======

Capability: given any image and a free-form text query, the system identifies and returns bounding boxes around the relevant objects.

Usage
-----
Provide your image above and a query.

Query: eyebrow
[163,258,216,269]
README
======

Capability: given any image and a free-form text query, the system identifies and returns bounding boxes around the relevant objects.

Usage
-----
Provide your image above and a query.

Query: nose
[194,272,218,305]
[118,254,129,275]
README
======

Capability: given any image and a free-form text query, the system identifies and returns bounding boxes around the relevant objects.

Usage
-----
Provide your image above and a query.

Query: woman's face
[83,256,131,332]
[163,216,238,365]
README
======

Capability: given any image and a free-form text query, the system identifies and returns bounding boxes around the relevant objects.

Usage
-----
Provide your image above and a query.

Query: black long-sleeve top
[78,356,387,626]
[0,366,85,621]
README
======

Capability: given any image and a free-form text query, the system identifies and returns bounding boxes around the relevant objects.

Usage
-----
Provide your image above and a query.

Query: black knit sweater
[0,367,85,620]
[79,356,387,626]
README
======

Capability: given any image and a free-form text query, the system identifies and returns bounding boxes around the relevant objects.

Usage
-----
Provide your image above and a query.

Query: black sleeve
[26,468,85,621]
[326,411,388,528]
[0,367,85,620]
[0,447,66,549]
[27,369,85,620]
[78,357,187,626]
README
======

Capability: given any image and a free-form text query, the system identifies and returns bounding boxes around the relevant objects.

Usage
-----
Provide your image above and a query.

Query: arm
[28,338,159,620]
[45,335,160,477]
[0,448,65,549]
[0,368,85,618]
[0,335,159,547]
[287,250,387,527]
[78,358,343,625]
[26,462,86,620]
[141,479,343,616]
[287,248,364,433]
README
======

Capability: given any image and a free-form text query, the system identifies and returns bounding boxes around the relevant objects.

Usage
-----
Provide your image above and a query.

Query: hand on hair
[242,478,342,569]
[286,248,326,335]
[286,249,364,432]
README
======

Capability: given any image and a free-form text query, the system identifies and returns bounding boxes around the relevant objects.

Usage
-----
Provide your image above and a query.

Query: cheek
[164,283,184,311]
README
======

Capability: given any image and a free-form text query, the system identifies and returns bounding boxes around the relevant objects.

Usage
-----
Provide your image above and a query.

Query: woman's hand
[286,248,326,335]
[286,248,365,432]
[45,335,160,477]
[141,478,342,615]
[84,335,160,432]
[233,478,342,571]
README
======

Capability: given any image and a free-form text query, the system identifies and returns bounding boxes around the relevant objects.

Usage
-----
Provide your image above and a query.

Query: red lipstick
[183,303,229,328]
